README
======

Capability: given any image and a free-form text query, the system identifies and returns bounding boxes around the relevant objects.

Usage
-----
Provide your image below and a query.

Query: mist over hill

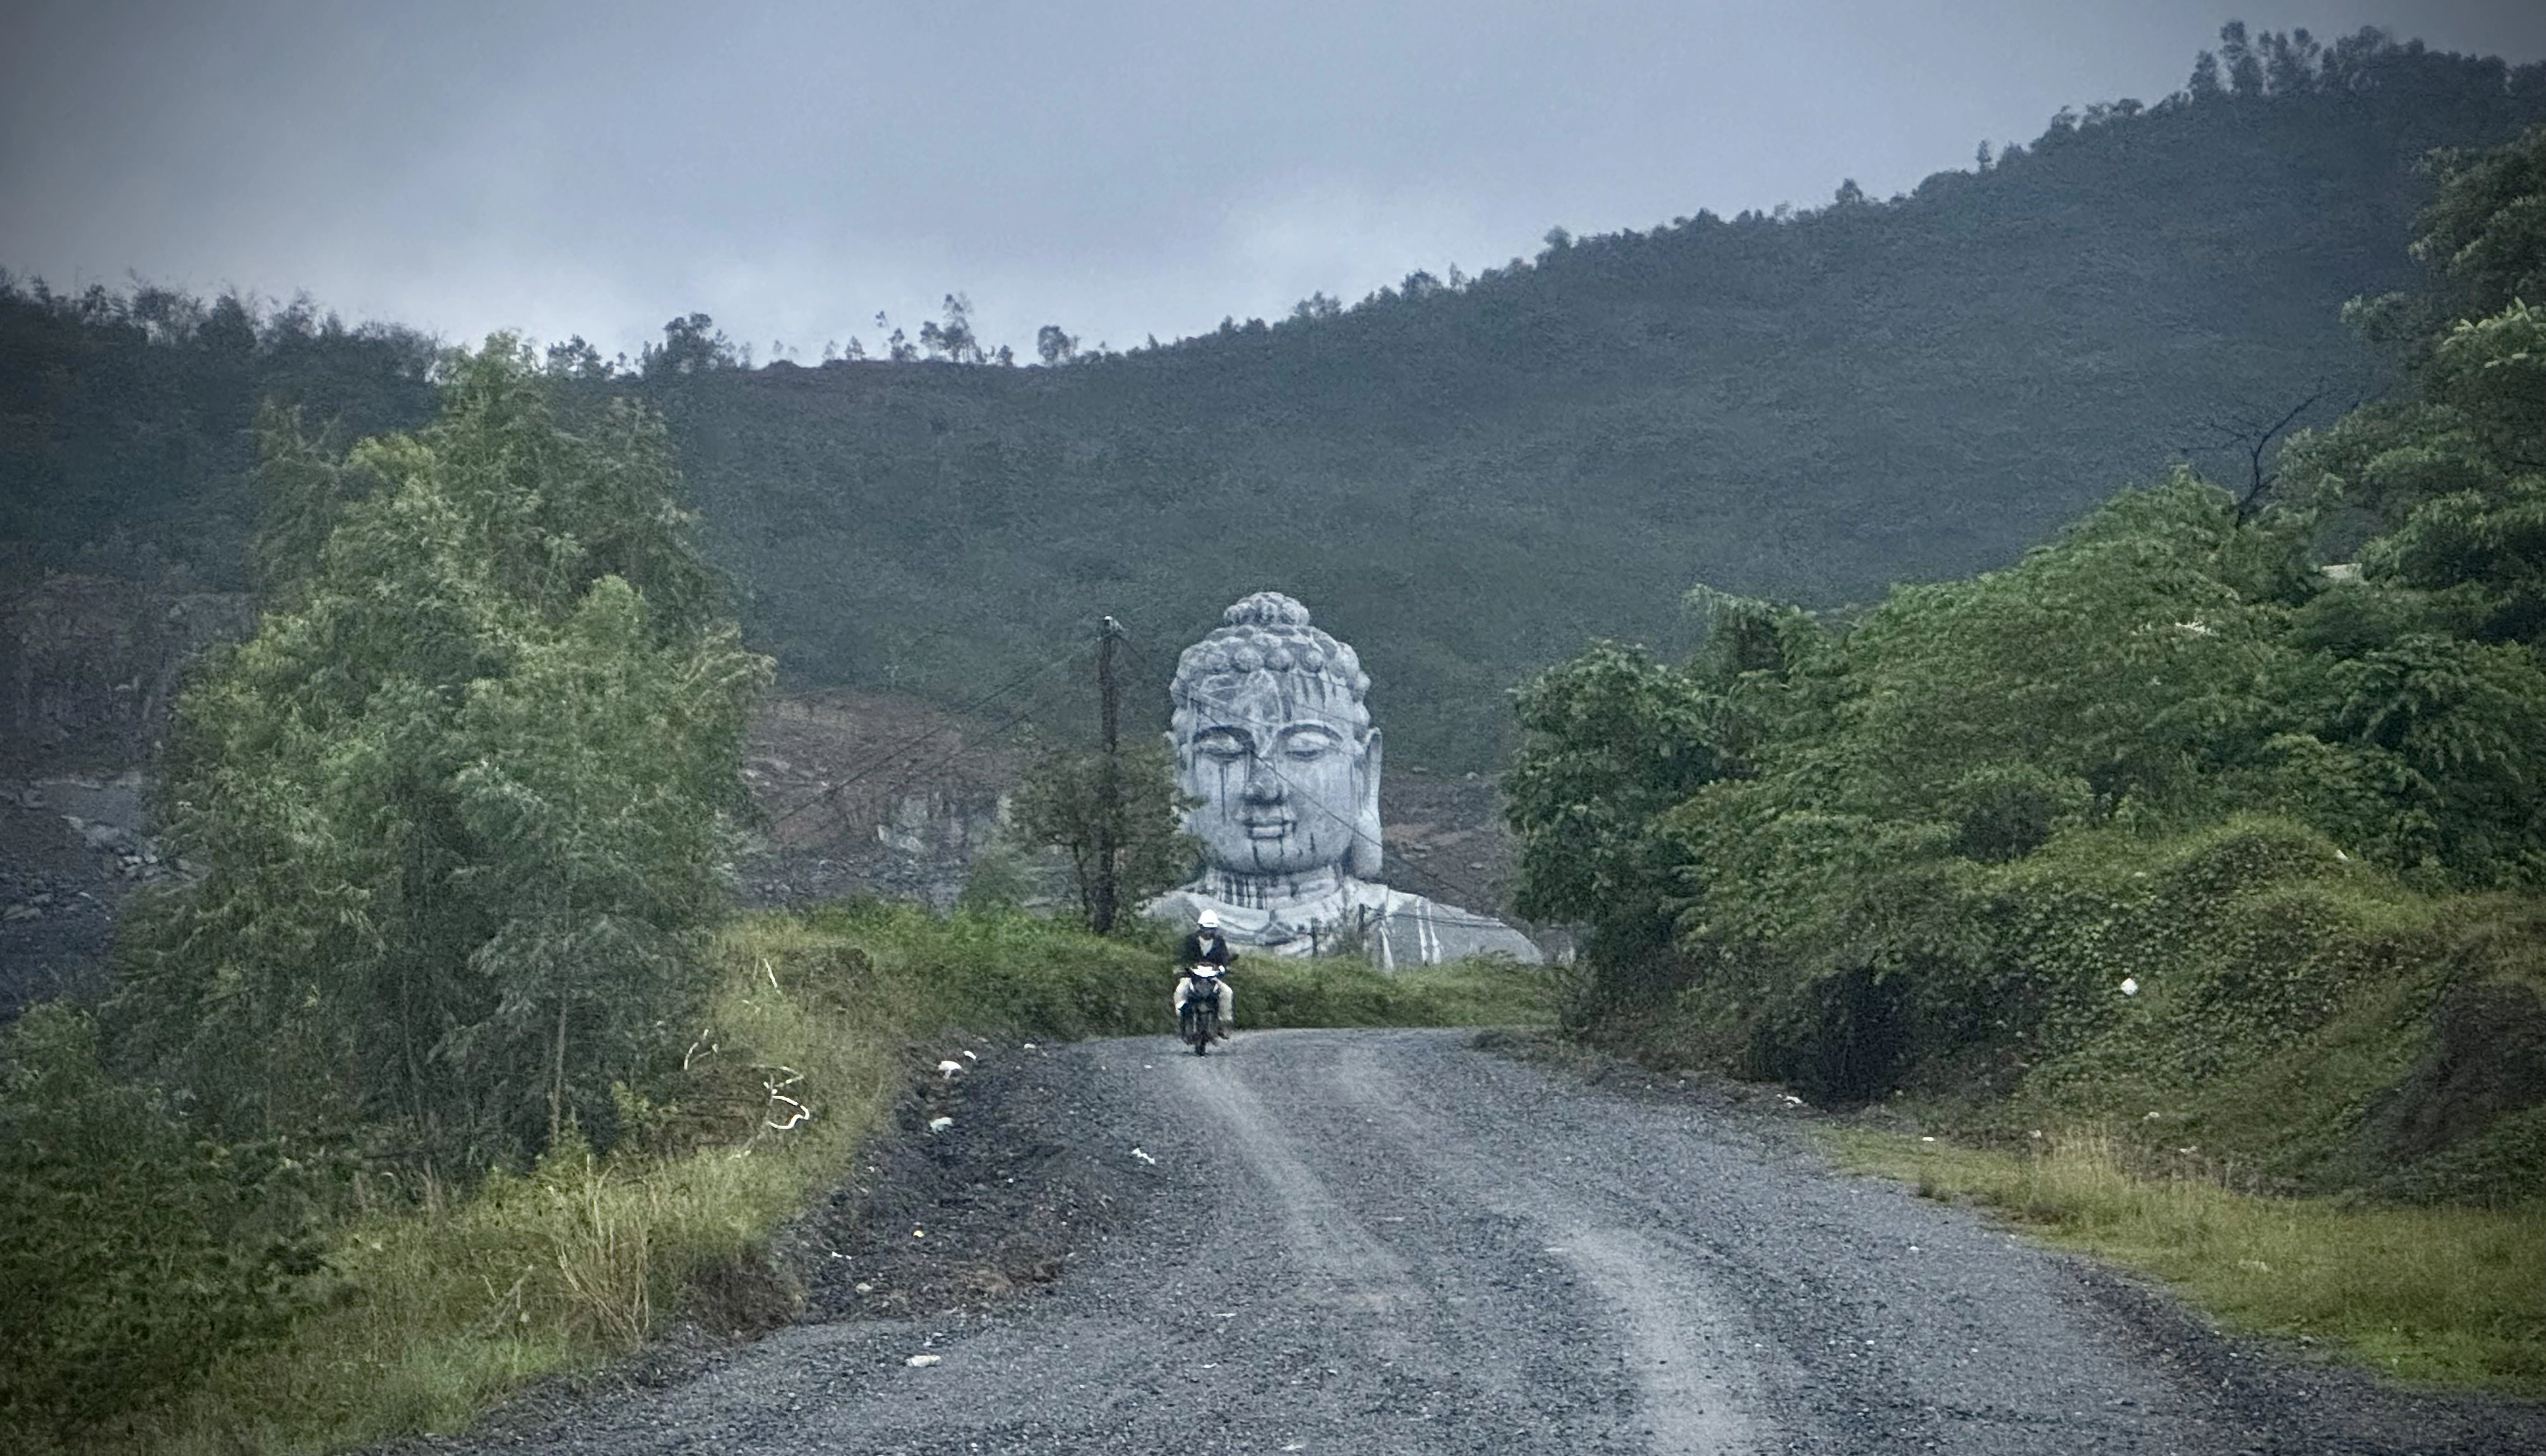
[7,28,2544,768]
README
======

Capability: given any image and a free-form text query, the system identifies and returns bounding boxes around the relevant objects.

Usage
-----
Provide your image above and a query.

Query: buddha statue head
[1168,592,1382,888]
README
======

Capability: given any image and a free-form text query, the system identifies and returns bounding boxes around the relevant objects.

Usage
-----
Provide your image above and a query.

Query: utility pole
[1092,616,1123,933]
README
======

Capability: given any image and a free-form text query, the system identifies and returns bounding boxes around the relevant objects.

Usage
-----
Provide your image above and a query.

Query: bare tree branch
[2179,384,2332,522]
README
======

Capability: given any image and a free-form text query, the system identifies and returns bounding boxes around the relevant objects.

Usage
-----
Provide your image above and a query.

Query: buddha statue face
[1170,594,1383,884]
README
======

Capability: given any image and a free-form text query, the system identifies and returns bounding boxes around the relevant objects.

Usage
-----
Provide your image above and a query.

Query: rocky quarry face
[731,691,1030,910]
[0,772,176,1015]
[1,565,243,1015]
[4,566,252,777]
[0,570,1527,1014]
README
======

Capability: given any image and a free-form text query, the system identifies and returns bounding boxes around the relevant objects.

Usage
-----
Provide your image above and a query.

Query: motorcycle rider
[1174,909,1236,1041]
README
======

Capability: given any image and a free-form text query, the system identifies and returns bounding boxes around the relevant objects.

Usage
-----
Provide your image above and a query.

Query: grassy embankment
[1824,1125,2546,1395]
[120,903,1546,1455]
[1716,822,2546,1397]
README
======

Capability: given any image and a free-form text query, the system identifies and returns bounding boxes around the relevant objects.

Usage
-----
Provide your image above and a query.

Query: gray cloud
[6,1,2542,361]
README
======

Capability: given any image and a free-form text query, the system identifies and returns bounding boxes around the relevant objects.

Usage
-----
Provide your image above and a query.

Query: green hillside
[580,31,2546,765]
[1502,112,2546,1211]
[7,28,2543,767]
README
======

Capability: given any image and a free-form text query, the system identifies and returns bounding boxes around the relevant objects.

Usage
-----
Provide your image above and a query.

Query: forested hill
[591,32,2546,766]
[7,29,2545,767]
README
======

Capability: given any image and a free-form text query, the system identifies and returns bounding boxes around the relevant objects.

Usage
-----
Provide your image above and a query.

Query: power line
[856,674,1079,820]
[1109,616,1525,926]
[765,637,1094,830]
[759,609,1531,936]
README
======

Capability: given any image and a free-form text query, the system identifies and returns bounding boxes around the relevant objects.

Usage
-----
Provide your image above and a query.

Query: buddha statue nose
[1243,752,1284,801]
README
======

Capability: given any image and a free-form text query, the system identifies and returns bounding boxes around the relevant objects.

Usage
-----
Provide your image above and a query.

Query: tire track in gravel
[1299,1029,2223,1453]
[1161,1046,1421,1318]
[1188,1034,1762,1455]
[407,1029,2546,1456]
[1156,1035,1606,1446]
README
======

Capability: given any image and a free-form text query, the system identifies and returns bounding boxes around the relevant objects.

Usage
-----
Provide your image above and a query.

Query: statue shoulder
[1346,879,1547,964]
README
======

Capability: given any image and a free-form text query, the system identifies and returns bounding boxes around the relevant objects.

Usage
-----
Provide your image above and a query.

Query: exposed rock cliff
[3,563,250,775]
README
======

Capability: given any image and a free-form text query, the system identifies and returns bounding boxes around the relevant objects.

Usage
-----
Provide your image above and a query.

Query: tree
[544,335,610,379]
[1012,736,1195,931]
[1504,642,1738,948]
[0,1006,324,1442]
[197,290,258,358]
[2220,21,2265,97]
[2182,385,2334,521]
[1289,291,1341,322]
[2281,124,2546,649]
[1036,325,1079,366]
[2187,49,2225,102]
[640,312,736,377]
[114,338,769,1169]
[919,292,984,364]
[2409,122,2546,324]
[2262,28,2322,95]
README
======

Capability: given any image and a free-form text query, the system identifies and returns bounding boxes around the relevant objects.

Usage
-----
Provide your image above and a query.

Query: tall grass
[1828,1125,2546,1396]
[107,904,1544,1453]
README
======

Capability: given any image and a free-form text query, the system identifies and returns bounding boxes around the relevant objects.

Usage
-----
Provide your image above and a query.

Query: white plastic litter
[2120,977,2141,996]
[905,1354,941,1368]
[928,1116,953,1133]
[1130,1147,1156,1164]
[936,1059,966,1078]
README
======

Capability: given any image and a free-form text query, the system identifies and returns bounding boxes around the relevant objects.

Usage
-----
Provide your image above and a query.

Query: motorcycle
[1176,965,1225,1055]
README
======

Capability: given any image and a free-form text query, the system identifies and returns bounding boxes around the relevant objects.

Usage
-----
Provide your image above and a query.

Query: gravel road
[424,1028,2545,1455]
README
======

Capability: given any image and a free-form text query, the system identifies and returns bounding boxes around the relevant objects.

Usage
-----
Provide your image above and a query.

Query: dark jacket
[1176,930,1235,970]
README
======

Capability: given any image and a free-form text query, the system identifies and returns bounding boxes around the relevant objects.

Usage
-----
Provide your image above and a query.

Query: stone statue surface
[1143,592,1543,969]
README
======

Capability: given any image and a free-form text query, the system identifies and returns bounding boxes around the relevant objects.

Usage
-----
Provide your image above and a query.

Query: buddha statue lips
[1147,591,1545,969]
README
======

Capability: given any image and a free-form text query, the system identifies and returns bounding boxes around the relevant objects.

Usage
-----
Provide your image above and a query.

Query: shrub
[0,1006,323,1444]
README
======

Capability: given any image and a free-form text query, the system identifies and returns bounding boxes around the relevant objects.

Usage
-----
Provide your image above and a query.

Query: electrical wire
[763,607,1533,936]
[765,636,1094,830]
[1109,614,1529,928]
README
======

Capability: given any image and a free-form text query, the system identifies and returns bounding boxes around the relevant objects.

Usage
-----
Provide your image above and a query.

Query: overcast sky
[6,2,2543,364]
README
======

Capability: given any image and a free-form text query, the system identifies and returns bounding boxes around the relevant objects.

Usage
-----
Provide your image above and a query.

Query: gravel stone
[391,1029,2546,1455]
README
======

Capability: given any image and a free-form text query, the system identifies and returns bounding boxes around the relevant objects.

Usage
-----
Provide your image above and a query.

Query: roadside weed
[100,905,1539,1453]
[1829,1125,2546,1395]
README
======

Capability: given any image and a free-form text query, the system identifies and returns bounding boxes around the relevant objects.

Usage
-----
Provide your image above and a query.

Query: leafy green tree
[1012,736,1194,931]
[114,338,768,1168]
[2283,125,2546,648]
[919,293,984,364]
[544,334,613,380]
[2409,123,2546,319]
[2262,28,2322,96]
[1503,641,1739,952]
[641,312,736,377]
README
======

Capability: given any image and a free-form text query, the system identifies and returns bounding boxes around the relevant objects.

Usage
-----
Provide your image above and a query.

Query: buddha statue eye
[1280,725,1342,760]
[1193,727,1253,761]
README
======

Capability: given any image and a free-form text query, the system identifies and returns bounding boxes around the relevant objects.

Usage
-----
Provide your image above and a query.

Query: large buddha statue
[1144,592,1543,969]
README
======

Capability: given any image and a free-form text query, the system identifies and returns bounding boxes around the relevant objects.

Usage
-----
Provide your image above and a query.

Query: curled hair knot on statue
[1168,592,1372,737]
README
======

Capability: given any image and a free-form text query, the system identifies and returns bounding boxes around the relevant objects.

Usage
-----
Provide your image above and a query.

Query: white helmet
[1197,909,1221,931]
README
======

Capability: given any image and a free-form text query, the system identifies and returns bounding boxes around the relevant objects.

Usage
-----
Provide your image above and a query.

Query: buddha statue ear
[1348,727,1384,880]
